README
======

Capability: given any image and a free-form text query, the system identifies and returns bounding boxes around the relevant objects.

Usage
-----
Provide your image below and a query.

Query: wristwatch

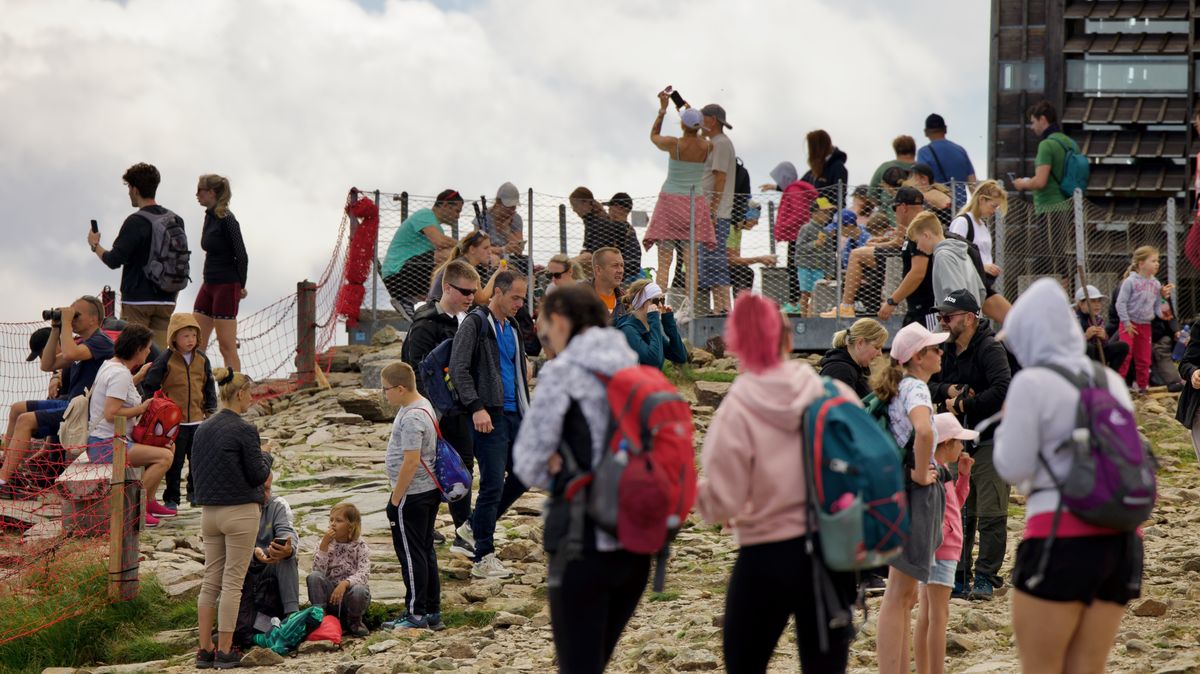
[886,297,898,307]
[90,243,98,252]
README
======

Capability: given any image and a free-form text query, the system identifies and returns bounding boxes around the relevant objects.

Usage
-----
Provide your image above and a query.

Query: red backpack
[550,365,696,591]
[132,391,183,447]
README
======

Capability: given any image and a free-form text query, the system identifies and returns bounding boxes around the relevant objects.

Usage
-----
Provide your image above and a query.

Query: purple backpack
[1027,362,1157,588]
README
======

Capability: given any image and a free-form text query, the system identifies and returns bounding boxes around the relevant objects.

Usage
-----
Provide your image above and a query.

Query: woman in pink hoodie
[697,291,858,674]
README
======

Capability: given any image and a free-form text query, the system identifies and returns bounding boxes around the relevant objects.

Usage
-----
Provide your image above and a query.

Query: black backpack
[731,157,752,221]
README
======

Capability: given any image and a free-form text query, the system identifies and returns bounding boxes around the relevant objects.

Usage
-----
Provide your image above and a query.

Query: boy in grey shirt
[380,362,443,630]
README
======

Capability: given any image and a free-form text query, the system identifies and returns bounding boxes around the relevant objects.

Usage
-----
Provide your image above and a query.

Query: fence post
[527,188,535,308]
[1073,188,1086,280]
[951,179,959,214]
[688,186,697,347]
[107,416,138,601]
[296,280,317,388]
[1167,198,1179,308]
[558,204,568,255]
[994,206,1006,297]
[835,182,845,325]
[372,190,381,327]
[400,191,409,222]
[767,200,777,257]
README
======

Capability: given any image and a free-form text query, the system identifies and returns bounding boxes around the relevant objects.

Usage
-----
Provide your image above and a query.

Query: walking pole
[1076,263,1106,367]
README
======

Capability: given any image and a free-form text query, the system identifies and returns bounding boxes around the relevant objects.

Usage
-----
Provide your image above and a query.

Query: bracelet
[90,243,98,252]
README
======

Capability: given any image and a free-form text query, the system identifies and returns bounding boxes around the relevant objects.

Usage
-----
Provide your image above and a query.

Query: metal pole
[688,186,697,347]
[1167,197,1179,308]
[1073,188,1086,281]
[835,182,845,325]
[400,191,409,222]
[371,190,380,327]
[558,204,568,255]
[767,200,777,256]
[527,188,535,308]
[994,206,1006,298]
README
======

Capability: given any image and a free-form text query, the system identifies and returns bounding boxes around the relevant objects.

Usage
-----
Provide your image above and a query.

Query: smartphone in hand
[90,219,98,233]
[670,90,686,109]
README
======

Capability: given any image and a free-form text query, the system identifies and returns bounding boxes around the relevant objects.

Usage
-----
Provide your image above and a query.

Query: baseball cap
[27,326,51,362]
[681,108,703,129]
[911,163,935,182]
[838,209,858,227]
[495,182,520,208]
[890,322,950,365]
[925,113,947,131]
[934,412,979,442]
[700,103,732,130]
[604,192,633,210]
[937,289,981,314]
[814,197,835,210]
[893,186,925,206]
[1074,285,1106,302]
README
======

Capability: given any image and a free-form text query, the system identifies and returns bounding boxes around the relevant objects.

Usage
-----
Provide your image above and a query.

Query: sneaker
[819,303,856,319]
[951,579,970,600]
[782,302,802,315]
[455,522,476,549]
[163,500,179,511]
[864,576,886,597]
[348,621,370,638]
[147,500,177,517]
[432,529,446,544]
[472,553,512,579]
[213,649,241,669]
[392,613,429,630]
[144,512,161,528]
[381,612,411,630]
[195,648,215,669]
[1168,380,1185,393]
[970,575,994,601]
[449,535,475,558]
[427,612,447,632]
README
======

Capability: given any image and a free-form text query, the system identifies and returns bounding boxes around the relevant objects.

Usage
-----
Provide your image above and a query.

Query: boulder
[367,639,401,654]
[372,325,401,346]
[323,412,366,426]
[689,348,715,366]
[360,358,405,390]
[492,611,528,627]
[671,648,719,671]
[694,381,732,408]
[1133,598,1169,617]
[337,389,399,423]
[240,647,285,667]
[297,640,341,654]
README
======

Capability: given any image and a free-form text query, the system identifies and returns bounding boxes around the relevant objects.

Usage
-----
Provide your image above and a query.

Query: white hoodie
[993,279,1134,520]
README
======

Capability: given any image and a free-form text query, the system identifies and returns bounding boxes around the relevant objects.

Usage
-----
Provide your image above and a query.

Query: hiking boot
[348,621,370,638]
[213,649,242,669]
[427,612,447,631]
[820,303,856,319]
[449,535,475,559]
[471,553,512,579]
[455,522,476,549]
[970,576,994,601]
[432,529,446,545]
[195,648,215,669]
[951,579,970,600]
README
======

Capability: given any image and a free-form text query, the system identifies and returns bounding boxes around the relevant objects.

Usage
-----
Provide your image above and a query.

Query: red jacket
[774,180,818,243]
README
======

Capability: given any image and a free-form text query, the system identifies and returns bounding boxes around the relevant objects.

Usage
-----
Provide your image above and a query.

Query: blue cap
[839,209,858,227]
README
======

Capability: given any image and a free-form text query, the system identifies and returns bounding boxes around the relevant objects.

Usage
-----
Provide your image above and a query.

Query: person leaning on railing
[724,201,777,296]
[381,188,461,319]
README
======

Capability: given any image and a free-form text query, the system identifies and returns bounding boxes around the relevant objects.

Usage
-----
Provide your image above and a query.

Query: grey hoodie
[770,161,798,190]
[994,279,1134,521]
[931,237,985,308]
[513,327,637,551]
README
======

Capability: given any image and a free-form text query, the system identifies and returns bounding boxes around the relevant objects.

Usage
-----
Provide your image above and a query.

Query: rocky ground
[45,331,1200,674]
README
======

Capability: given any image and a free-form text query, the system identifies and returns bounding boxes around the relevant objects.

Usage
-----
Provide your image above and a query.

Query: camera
[42,309,61,322]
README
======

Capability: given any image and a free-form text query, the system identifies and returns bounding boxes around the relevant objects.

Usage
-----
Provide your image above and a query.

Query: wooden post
[107,417,128,601]
[296,280,317,388]
[558,204,568,255]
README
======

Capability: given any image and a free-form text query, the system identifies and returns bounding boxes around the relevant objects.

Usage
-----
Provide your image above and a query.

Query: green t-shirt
[726,226,741,251]
[1033,133,1074,214]
[382,208,443,276]
[869,159,914,188]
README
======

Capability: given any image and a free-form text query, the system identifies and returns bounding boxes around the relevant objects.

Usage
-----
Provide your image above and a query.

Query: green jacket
[613,311,689,369]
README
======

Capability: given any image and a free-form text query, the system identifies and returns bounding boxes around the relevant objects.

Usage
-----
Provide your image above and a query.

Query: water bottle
[1173,325,1190,361]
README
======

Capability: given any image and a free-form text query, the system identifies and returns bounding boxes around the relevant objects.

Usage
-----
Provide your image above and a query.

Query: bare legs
[1011,590,1124,674]
[0,408,38,482]
[127,443,173,503]
[914,583,952,674]
[876,567,920,674]
[195,313,240,372]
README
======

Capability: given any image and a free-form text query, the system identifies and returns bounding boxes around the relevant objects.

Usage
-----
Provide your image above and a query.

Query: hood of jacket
[932,236,970,262]
[827,148,848,170]
[770,161,798,190]
[556,326,638,378]
[817,347,861,376]
[726,359,825,431]
[1002,278,1090,371]
[167,313,201,348]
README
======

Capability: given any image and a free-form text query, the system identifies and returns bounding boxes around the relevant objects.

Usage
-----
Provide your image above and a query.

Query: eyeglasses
[547,269,569,280]
[382,383,404,392]
[448,282,478,297]
[938,311,968,323]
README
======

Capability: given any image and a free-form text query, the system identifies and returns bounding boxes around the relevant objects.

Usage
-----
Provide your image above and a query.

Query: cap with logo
[937,289,981,314]
[890,322,950,364]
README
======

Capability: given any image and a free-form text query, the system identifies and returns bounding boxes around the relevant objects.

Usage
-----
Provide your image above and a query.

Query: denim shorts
[86,435,125,464]
[28,399,70,438]
[922,558,957,588]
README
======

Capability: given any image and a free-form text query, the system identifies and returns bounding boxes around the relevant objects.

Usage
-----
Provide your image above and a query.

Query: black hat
[937,289,981,314]
[925,113,947,131]
[27,327,51,362]
[893,186,924,206]
[604,192,633,210]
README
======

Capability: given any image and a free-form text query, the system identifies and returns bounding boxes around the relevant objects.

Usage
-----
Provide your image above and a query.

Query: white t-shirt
[703,133,737,219]
[887,376,939,452]
[949,214,993,266]
[88,360,141,439]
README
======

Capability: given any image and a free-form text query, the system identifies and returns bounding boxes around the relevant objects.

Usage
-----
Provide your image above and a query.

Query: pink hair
[725,291,785,374]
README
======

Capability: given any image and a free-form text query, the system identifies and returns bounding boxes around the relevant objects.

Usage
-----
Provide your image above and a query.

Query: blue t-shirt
[65,330,115,399]
[493,317,518,412]
[917,139,975,206]
[382,209,443,276]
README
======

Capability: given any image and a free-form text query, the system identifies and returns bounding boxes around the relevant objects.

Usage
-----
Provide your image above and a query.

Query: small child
[914,413,977,674]
[1116,245,1174,392]
[142,313,217,509]
[307,502,371,637]
[794,197,837,316]
[1075,285,1129,370]
[379,362,444,631]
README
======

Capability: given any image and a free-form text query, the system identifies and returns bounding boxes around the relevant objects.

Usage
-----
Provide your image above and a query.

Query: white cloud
[0,0,990,324]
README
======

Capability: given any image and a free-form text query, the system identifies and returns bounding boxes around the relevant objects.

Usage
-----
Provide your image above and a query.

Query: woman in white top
[86,323,175,527]
[950,180,1011,322]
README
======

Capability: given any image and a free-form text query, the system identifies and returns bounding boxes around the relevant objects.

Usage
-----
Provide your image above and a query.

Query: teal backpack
[253,606,324,654]
[1051,134,1090,198]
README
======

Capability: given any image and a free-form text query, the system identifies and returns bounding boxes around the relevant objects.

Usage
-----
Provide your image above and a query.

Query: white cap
[496,182,520,208]
[933,413,979,442]
[1074,284,1105,302]
[681,108,703,129]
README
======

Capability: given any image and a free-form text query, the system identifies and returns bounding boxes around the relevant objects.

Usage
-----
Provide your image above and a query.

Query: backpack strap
[963,213,976,244]
[1047,134,1076,185]
[402,407,447,498]
[926,144,947,181]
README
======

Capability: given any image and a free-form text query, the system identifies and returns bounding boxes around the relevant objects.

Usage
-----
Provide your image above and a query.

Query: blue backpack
[801,379,908,572]
[408,407,472,503]
[1051,134,1090,198]
[416,338,459,415]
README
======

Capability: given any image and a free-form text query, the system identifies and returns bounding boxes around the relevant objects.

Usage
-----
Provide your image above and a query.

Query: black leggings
[163,423,197,505]
[548,550,650,674]
[724,536,855,674]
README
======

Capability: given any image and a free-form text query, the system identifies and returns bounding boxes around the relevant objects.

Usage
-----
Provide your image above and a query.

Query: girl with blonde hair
[819,318,888,399]
[950,180,1007,278]
[1115,245,1173,392]
[194,174,249,371]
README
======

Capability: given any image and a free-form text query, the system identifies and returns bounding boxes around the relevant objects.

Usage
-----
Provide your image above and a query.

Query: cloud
[0,0,989,325]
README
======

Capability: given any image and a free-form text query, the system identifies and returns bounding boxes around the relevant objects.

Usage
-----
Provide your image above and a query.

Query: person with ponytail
[698,291,858,673]
[427,229,492,303]
[194,174,249,372]
[613,279,688,369]
[192,367,273,669]
[819,318,888,398]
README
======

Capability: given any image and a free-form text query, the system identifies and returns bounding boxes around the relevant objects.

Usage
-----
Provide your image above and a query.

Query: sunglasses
[547,269,569,279]
[938,311,968,323]
[448,282,478,297]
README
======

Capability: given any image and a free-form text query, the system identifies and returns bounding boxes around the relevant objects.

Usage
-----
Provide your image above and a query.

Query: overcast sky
[0,0,991,326]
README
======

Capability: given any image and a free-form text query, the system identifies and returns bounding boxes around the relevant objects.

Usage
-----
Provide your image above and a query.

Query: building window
[999,61,1045,91]
[1066,56,1187,94]
[1084,18,1189,34]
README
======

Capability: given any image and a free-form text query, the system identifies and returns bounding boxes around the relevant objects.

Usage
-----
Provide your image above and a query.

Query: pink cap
[933,413,980,442]
[889,322,950,364]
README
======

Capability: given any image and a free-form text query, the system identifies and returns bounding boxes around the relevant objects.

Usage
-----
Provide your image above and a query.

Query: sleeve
[449,313,484,413]
[141,349,170,396]
[271,500,299,551]
[403,320,439,370]
[399,412,428,452]
[963,151,976,177]
[820,360,858,393]
[948,216,968,239]
[239,422,273,486]
[345,541,370,587]
[962,342,1012,422]
[100,216,144,269]
[903,381,934,416]
[312,548,330,575]
[1034,139,1054,168]
[695,403,752,525]
[660,313,690,365]
[993,374,1041,487]
[202,356,217,415]
[224,214,250,289]
[512,362,572,489]
[1179,321,1200,382]
[1115,276,1134,323]
[711,141,733,176]
[917,146,932,167]
[954,469,971,504]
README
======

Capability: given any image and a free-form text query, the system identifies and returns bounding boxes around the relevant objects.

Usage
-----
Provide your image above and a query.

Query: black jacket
[801,148,849,201]
[401,303,459,396]
[817,347,870,399]
[930,323,1012,442]
[100,206,181,302]
[1177,319,1200,428]
[191,409,273,506]
[201,209,249,288]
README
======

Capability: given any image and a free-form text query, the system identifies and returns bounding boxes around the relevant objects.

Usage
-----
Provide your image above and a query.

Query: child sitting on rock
[307,502,371,637]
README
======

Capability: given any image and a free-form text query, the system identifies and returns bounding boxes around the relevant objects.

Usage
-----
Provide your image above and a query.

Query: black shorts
[1012,533,1143,605]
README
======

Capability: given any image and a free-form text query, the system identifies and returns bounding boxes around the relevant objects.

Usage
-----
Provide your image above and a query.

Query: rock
[240,647,285,666]
[704,335,726,359]
[306,428,335,446]
[492,611,528,627]
[372,326,401,346]
[154,538,174,552]
[1155,658,1200,674]
[1126,639,1153,653]
[709,357,737,371]
[947,634,980,655]
[39,669,80,674]
[444,641,476,659]
[497,540,537,562]
[297,640,341,654]
[427,659,457,671]
[694,381,731,407]
[337,388,399,423]
[334,664,363,674]
[360,358,405,390]
[90,662,169,674]
[356,667,388,674]
[1184,558,1200,573]
[712,614,725,628]
[671,648,719,671]
[1133,598,1169,617]
[368,639,402,654]
[463,582,502,603]
[323,412,366,425]
[961,609,1002,632]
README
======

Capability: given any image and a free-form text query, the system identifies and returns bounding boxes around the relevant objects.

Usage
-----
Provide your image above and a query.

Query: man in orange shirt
[589,247,626,319]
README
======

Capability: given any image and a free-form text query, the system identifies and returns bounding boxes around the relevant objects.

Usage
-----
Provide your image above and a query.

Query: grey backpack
[142,209,191,293]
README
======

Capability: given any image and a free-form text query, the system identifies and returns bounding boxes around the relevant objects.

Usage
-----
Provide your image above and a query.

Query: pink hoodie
[697,360,858,547]
[936,462,971,561]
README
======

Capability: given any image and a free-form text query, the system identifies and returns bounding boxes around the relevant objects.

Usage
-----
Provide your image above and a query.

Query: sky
[0,0,991,327]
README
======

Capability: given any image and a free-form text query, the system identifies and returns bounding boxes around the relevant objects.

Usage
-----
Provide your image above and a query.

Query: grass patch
[691,370,736,383]
[1007,503,1025,518]
[648,591,681,603]
[277,478,322,489]
[0,555,200,674]
[440,609,496,629]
